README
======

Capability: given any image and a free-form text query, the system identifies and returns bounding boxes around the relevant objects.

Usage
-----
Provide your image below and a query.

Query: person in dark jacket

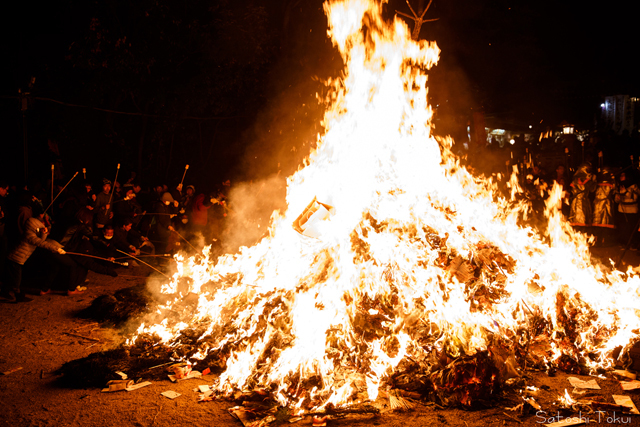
[181,185,196,217]
[60,208,118,279]
[615,171,640,248]
[114,217,153,255]
[93,225,120,259]
[94,179,113,229]
[150,192,177,253]
[113,185,143,225]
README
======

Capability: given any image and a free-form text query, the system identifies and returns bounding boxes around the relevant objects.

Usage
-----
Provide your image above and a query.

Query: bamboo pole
[115,254,171,260]
[50,164,54,213]
[44,171,78,213]
[108,163,120,206]
[171,228,198,252]
[116,249,171,279]
[64,251,128,266]
[179,164,189,187]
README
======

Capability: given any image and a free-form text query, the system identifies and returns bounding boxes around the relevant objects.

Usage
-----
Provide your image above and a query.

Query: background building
[601,95,639,135]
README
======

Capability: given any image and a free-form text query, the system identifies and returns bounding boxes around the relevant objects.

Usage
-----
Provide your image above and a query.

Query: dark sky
[0,0,637,182]
[421,0,638,127]
[2,0,636,119]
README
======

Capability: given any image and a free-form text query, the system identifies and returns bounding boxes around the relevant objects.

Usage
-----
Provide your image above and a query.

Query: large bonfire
[129,0,640,413]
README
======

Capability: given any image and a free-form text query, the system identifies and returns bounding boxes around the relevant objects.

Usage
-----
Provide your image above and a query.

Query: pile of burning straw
[63,0,640,422]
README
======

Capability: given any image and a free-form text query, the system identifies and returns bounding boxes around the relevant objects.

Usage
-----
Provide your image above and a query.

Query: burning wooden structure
[79,0,640,422]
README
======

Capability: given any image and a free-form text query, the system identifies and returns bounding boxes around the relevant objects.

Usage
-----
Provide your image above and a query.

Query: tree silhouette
[396,0,439,40]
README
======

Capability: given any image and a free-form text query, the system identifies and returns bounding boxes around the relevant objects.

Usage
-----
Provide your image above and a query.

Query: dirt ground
[2,247,640,427]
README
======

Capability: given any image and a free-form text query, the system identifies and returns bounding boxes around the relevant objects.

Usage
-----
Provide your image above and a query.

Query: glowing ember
[128,0,640,411]
[559,389,577,408]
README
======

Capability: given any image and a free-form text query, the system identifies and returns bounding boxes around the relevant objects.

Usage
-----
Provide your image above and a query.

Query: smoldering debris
[79,285,153,326]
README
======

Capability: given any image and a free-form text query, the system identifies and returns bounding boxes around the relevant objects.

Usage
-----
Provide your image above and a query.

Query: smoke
[220,173,287,253]
[212,3,345,252]
[229,1,344,179]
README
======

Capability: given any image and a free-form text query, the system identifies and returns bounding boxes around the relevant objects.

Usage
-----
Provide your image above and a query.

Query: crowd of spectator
[0,173,228,303]
[514,157,640,250]
[2,135,640,303]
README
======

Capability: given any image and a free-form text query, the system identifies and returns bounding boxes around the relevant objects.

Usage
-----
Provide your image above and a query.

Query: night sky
[425,0,638,129]
[0,0,637,184]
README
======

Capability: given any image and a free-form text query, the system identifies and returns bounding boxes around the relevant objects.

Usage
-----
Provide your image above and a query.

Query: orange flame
[128,0,640,410]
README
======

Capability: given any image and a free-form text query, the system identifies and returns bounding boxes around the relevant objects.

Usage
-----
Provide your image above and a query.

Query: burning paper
[567,377,600,390]
[292,197,335,238]
[612,395,640,414]
[126,381,152,391]
[168,371,202,382]
[613,370,636,380]
[127,0,640,412]
[2,367,23,376]
[620,380,640,391]
[161,390,181,399]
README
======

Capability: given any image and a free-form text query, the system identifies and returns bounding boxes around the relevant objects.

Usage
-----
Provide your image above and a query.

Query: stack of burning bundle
[126,199,640,413]
[75,0,640,419]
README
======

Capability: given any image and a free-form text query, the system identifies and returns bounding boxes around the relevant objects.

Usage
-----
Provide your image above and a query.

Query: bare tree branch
[396,0,439,40]
[396,11,415,20]
[420,0,434,19]
[405,0,418,18]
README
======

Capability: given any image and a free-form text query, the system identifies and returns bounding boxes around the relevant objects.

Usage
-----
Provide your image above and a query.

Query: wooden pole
[116,249,171,279]
[108,163,120,206]
[50,164,54,214]
[171,229,198,252]
[44,171,78,213]
[65,251,128,266]
[115,254,171,260]
[179,164,189,187]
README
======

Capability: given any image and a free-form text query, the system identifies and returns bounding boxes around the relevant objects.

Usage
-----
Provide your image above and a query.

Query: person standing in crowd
[57,179,95,229]
[75,180,96,212]
[615,171,640,249]
[182,185,195,213]
[1,204,67,302]
[94,179,114,229]
[189,192,213,244]
[568,163,596,232]
[112,181,123,202]
[113,184,143,225]
[522,169,546,227]
[62,217,118,281]
[592,167,616,246]
[150,192,177,253]
[552,164,570,218]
